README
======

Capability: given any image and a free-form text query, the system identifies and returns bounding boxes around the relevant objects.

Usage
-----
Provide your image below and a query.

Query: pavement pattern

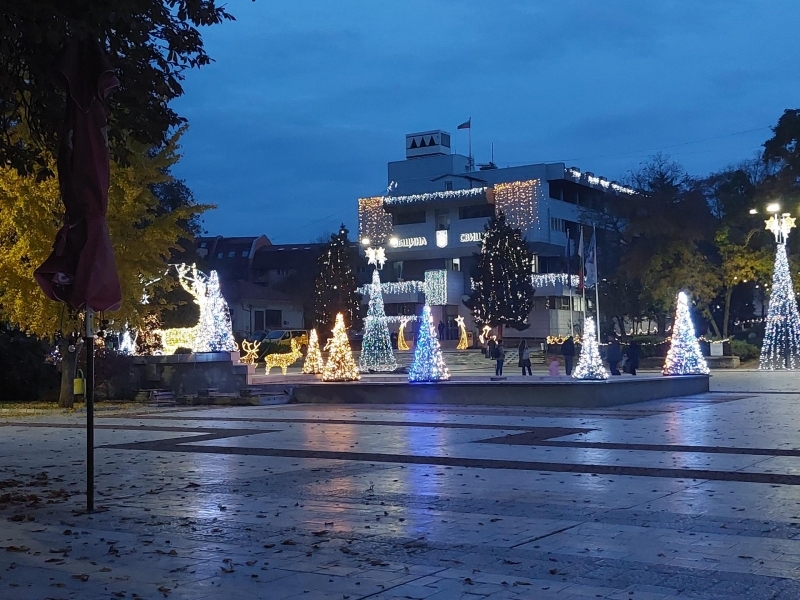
[1,370,800,599]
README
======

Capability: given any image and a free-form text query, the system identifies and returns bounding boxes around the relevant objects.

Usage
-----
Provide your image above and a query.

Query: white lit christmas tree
[572,316,608,380]
[408,304,450,382]
[760,213,800,370]
[322,313,360,381]
[302,329,324,374]
[662,291,709,376]
[359,269,397,372]
[194,270,237,353]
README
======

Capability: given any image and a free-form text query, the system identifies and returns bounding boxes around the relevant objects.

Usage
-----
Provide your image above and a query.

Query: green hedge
[730,340,759,362]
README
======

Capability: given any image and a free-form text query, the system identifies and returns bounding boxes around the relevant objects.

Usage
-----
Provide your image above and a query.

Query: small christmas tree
[322,313,360,381]
[573,316,608,380]
[302,329,324,374]
[663,292,709,375]
[760,241,800,369]
[315,225,362,337]
[194,271,237,352]
[464,212,535,331]
[359,269,397,372]
[408,304,450,382]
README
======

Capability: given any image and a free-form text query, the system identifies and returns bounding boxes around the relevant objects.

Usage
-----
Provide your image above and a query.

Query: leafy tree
[465,212,535,331]
[0,0,234,174]
[0,132,210,406]
[314,225,362,338]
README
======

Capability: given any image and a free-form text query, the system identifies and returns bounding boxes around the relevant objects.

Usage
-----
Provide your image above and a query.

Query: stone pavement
[1,370,800,599]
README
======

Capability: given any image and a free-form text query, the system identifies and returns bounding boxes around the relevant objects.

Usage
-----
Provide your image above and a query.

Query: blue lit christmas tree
[408,304,450,382]
[572,316,608,380]
[662,292,709,376]
[760,213,800,369]
[359,269,397,372]
[194,270,237,353]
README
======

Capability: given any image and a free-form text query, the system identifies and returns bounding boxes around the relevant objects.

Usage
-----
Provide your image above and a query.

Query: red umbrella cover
[35,40,121,312]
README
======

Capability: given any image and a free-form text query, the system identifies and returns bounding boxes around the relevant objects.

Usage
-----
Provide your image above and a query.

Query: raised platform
[290,374,710,408]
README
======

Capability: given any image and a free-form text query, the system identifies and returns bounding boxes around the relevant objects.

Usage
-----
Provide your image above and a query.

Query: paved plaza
[2,370,800,599]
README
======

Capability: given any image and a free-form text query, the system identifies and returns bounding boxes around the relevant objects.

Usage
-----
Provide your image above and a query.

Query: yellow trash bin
[73,369,85,396]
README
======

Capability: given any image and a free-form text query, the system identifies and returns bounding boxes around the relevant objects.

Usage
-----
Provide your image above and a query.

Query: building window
[275,268,290,276]
[445,181,453,191]
[241,250,249,257]
[393,210,427,225]
[446,258,460,272]
[459,204,494,220]
[435,209,450,231]
[217,252,223,259]
[200,242,207,248]
[228,250,236,257]
[254,310,265,332]
[393,261,403,280]
[550,217,566,232]
[265,310,282,328]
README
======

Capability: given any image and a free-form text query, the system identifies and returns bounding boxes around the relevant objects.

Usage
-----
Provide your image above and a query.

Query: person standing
[518,339,532,376]
[486,335,497,361]
[626,340,640,376]
[561,336,575,376]
[438,320,445,341]
[495,339,506,376]
[607,334,623,375]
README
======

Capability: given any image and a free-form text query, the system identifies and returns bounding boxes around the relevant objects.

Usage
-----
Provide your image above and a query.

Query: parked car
[256,329,309,361]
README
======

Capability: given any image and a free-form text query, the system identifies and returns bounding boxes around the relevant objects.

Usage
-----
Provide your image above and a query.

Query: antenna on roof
[477,142,498,171]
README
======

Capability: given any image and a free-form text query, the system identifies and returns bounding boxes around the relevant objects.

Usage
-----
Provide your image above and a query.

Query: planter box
[132,352,250,395]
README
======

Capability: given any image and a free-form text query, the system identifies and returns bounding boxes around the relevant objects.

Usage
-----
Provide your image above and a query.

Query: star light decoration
[397,317,412,351]
[765,213,796,244]
[365,246,387,269]
[455,316,468,350]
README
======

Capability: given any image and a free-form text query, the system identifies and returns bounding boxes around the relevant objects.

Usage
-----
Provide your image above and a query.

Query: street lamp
[360,237,370,246]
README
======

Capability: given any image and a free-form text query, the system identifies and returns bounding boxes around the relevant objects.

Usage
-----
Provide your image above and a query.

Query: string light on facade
[302,329,324,374]
[662,292,710,376]
[359,269,398,372]
[358,196,392,245]
[493,180,539,229]
[408,305,450,382]
[383,187,487,206]
[531,273,580,288]
[424,270,448,305]
[760,214,800,370]
[572,316,608,380]
[455,316,468,350]
[322,313,361,381]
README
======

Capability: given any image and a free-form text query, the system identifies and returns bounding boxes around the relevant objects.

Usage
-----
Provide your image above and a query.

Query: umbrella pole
[85,308,95,513]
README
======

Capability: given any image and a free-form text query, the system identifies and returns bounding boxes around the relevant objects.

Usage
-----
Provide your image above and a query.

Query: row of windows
[392,204,495,226]
[254,309,282,331]
[550,217,566,233]
[215,250,249,259]
[532,296,584,311]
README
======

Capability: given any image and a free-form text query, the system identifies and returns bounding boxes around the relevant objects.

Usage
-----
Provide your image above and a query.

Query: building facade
[358,129,634,343]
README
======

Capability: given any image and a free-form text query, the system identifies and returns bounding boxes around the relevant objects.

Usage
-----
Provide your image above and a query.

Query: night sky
[171,0,800,243]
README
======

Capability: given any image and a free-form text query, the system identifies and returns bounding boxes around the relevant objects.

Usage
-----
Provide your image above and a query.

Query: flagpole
[593,225,601,339]
[580,227,586,328]
[567,230,573,336]
[468,117,473,170]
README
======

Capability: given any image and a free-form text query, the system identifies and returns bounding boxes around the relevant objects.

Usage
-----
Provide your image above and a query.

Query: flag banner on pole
[457,119,471,129]
[584,230,597,288]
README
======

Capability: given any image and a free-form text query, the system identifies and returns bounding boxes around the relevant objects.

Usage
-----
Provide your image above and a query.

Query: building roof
[222,279,299,304]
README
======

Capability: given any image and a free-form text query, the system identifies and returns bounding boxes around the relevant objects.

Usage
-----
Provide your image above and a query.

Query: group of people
[484,333,641,377]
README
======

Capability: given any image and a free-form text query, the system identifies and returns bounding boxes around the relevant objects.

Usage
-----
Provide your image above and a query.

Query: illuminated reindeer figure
[240,340,261,365]
[264,338,303,375]
[153,264,207,354]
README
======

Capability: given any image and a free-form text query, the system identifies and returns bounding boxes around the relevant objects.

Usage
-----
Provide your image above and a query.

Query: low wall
[132,352,250,395]
[291,375,710,408]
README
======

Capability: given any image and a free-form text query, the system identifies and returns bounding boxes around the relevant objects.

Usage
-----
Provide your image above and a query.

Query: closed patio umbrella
[34,40,121,512]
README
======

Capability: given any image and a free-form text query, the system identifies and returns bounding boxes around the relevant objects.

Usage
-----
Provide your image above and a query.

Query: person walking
[607,334,623,375]
[518,339,532,376]
[437,320,445,341]
[561,336,575,376]
[494,340,505,376]
[626,340,640,376]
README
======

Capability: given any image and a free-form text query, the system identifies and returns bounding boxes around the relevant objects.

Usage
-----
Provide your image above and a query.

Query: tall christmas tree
[662,292,709,375]
[408,304,450,382]
[322,313,360,381]
[194,271,236,352]
[360,269,397,372]
[302,328,324,374]
[573,316,608,380]
[315,225,362,338]
[760,214,800,369]
[464,212,535,331]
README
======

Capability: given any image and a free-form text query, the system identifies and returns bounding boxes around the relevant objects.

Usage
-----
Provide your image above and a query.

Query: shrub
[730,340,760,362]
[0,329,57,402]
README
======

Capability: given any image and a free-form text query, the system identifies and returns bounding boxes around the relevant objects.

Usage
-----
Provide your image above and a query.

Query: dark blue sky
[172,0,800,243]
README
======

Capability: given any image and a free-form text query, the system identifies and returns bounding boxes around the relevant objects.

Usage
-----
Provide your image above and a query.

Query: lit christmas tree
[302,328,324,374]
[662,291,709,376]
[322,313,360,381]
[359,269,397,372]
[315,225,362,338]
[465,212,535,331]
[194,270,237,353]
[572,316,608,380]
[408,304,450,382]
[760,213,800,370]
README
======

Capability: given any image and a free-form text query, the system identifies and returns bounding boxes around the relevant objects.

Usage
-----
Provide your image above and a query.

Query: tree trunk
[657,314,667,337]
[58,338,83,409]
[722,287,733,340]
[703,307,722,339]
